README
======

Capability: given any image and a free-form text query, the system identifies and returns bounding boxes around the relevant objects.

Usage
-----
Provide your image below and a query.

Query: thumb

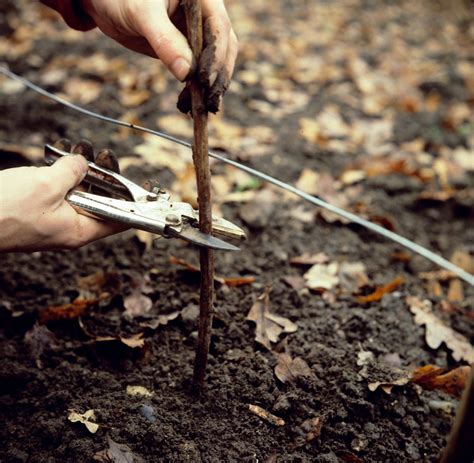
[49,154,88,194]
[138,4,193,81]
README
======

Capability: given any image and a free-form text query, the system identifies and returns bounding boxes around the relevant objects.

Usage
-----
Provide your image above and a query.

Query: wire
[1,65,472,285]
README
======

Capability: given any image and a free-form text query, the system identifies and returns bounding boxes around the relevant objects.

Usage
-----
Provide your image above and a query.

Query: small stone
[139,404,157,423]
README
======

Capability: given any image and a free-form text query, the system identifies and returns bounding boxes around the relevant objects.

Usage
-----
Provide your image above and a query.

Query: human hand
[81,0,238,88]
[0,151,124,252]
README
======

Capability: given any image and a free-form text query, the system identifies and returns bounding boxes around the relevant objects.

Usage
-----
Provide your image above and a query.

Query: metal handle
[44,144,153,202]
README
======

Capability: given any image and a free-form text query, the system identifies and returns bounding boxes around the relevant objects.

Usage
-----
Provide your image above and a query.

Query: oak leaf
[246,287,297,350]
[407,296,474,363]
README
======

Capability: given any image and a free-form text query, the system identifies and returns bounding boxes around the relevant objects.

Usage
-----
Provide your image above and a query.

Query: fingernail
[209,71,218,87]
[171,57,191,82]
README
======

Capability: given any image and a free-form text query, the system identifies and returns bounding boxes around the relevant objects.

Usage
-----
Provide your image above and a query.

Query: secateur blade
[166,226,240,251]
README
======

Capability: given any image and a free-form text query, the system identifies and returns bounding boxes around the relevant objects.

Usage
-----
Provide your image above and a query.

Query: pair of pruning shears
[44,144,246,251]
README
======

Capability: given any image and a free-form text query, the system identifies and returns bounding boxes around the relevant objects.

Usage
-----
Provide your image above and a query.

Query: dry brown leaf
[302,417,323,443]
[304,262,339,291]
[274,353,311,383]
[248,404,285,427]
[357,277,404,303]
[246,287,297,350]
[368,369,411,394]
[68,409,99,434]
[120,333,145,348]
[134,230,156,251]
[450,249,474,273]
[126,385,153,397]
[96,332,145,349]
[62,77,101,104]
[295,168,320,196]
[411,365,470,398]
[124,276,154,319]
[39,298,98,323]
[281,275,306,291]
[447,279,463,302]
[139,311,180,330]
[338,262,369,292]
[407,296,474,363]
[120,89,150,107]
[94,435,145,463]
[124,292,152,318]
[290,252,329,266]
[77,271,121,299]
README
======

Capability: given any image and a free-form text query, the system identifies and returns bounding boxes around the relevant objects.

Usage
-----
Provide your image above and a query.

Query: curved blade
[167,226,240,251]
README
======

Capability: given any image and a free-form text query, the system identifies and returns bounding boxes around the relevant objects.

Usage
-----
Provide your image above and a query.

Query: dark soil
[1,1,473,462]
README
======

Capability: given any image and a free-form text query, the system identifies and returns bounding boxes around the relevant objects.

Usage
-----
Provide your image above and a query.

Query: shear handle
[44,144,153,202]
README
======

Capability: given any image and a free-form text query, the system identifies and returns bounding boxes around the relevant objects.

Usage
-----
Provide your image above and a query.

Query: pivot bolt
[165,213,181,226]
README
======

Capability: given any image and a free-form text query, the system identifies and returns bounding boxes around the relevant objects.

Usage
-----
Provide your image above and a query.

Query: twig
[440,365,474,463]
[182,0,215,391]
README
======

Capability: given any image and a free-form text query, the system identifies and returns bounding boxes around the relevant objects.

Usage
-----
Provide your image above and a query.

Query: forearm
[40,0,96,31]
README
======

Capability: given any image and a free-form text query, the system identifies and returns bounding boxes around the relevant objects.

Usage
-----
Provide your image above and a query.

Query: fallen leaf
[77,271,121,299]
[120,88,150,107]
[338,262,369,292]
[450,249,474,273]
[120,333,145,348]
[274,353,311,383]
[126,385,153,397]
[281,275,306,291]
[248,404,285,426]
[295,168,321,196]
[139,311,180,329]
[302,417,323,443]
[290,252,329,266]
[39,298,98,323]
[68,409,99,434]
[94,435,145,463]
[95,332,146,349]
[368,369,411,394]
[63,77,101,104]
[407,296,474,363]
[357,277,404,303]
[411,365,470,398]
[304,262,339,291]
[124,278,153,319]
[447,279,463,302]
[246,287,297,350]
[135,230,156,251]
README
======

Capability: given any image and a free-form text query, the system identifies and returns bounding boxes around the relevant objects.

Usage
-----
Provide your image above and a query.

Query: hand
[0,155,124,252]
[81,0,238,85]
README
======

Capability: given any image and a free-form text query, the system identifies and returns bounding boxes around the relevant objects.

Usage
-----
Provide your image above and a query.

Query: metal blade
[167,226,240,251]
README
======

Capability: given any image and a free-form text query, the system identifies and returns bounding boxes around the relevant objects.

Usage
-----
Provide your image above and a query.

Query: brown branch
[440,365,474,463]
[182,0,215,392]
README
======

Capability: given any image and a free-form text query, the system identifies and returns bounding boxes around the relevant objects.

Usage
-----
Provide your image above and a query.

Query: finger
[200,15,230,87]
[224,30,239,82]
[138,3,194,81]
[71,214,128,248]
[48,154,88,194]
[53,138,72,152]
[95,148,120,173]
[72,139,94,162]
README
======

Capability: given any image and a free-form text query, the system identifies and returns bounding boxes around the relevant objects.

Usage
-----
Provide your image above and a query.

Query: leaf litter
[246,287,297,350]
[406,296,474,363]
